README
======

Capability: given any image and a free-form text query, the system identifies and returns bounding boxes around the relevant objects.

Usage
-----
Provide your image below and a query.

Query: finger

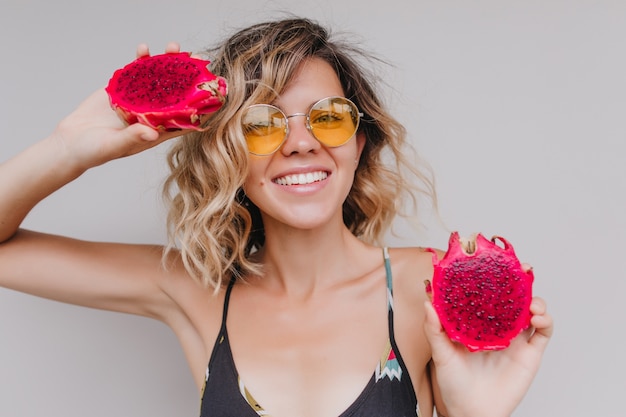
[424,300,441,332]
[136,43,150,59]
[521,262,533,273]
[528,310,553,352]
[423,301,457,365]
[530,297,547,316]
[120,123,160,143]
[526,296,552,350]
[164,41,181,54]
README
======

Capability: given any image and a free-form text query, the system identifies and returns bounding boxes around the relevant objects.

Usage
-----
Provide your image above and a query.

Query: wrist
[44,132,91,177]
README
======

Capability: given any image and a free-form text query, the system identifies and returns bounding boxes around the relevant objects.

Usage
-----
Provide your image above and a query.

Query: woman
[0,17,552,417]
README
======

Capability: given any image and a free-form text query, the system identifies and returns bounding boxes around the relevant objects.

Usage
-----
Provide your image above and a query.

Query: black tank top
[199,248,420,416]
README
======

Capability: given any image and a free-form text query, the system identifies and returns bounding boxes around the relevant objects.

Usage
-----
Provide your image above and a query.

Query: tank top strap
[220,278,237,331]
[382,247,394,311]
[382,247,400,346]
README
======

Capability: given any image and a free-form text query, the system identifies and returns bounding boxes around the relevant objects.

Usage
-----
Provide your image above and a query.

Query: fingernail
[424,280,433,301]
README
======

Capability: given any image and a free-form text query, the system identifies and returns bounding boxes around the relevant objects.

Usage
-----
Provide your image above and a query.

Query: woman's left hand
[424,294,553,417]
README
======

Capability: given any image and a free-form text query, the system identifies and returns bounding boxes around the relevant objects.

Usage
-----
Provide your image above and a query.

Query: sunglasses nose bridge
[285,112,313,136]
[286,112,308,119]
[286,112,309,127]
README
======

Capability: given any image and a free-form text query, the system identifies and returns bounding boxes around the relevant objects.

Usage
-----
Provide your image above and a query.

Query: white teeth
[275,171,328,185]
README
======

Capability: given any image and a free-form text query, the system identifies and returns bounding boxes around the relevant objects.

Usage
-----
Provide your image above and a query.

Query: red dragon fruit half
[425,232,534,352]
[105,52,227,131]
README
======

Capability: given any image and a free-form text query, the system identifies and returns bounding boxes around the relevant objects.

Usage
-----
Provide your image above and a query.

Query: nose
[280,113,321,155]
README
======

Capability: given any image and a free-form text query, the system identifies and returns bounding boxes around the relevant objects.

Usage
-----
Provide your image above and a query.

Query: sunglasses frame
[242,96,363,156]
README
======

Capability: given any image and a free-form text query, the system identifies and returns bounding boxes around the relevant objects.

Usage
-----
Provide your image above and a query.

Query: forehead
[271,58,345,108]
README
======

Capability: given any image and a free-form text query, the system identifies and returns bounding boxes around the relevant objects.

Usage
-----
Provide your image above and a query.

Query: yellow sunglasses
[242,96,363,155]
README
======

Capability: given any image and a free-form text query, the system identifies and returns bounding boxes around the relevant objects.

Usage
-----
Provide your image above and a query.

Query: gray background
[1,0,624,416]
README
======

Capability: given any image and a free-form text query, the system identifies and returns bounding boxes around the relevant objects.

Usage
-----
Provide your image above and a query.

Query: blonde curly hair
[162,17,436,290]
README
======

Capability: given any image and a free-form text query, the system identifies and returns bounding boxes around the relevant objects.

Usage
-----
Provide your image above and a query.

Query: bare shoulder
[385,245,442,294]
[383,246,435,324]
[384,246,442,409]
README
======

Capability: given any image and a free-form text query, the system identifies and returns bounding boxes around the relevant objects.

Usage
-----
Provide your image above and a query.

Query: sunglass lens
[309,97,360,147]
[242,105,287,155]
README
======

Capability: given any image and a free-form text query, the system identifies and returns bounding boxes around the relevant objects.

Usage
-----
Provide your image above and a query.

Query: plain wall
[1,0,624,416]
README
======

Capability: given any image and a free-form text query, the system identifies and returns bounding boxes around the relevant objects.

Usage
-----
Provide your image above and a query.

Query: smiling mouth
[273,171,329,186]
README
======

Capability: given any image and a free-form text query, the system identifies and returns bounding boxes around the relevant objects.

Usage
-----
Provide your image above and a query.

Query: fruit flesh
[426,232,534,352]
[105,52,227,131]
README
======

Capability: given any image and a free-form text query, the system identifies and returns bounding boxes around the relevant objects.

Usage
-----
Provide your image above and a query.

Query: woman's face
[243,58,365,232]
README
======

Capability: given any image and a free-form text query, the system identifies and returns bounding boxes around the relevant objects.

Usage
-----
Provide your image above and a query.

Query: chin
[267,207,340,231]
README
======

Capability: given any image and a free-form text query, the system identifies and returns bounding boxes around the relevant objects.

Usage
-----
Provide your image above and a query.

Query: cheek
[243,159,269,195]
[334,142,360,169]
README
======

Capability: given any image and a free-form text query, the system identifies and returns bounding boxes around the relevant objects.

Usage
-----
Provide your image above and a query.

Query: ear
[355,131,366,165]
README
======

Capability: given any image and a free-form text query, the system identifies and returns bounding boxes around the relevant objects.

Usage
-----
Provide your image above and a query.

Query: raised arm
[0,88,169,242]
[0,45,188,320]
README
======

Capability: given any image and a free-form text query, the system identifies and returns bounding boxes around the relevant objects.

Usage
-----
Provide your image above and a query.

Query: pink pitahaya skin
[426,232,534,352]
[105,52,228,131]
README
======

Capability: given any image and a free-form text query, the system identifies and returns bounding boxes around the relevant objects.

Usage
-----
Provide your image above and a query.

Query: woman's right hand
[52,42,187,172]
[0,42,191,242]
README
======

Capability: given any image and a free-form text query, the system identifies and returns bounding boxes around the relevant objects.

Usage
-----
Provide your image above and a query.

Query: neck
[254,217,373,299]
